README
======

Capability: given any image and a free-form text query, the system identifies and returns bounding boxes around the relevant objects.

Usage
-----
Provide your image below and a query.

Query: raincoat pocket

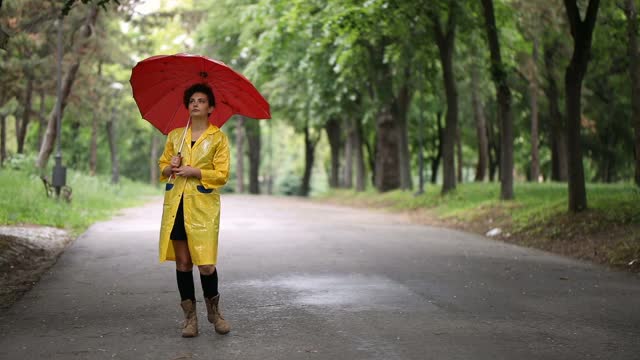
[166,183,174,191]
[196,185,213,193]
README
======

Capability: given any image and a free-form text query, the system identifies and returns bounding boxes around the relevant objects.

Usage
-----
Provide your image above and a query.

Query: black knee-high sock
[176,270,195,301]
[200,269,219,298]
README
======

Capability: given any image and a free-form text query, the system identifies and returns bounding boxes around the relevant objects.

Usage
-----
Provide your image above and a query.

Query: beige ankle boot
[180,299,198,337]
[205,294,230,334]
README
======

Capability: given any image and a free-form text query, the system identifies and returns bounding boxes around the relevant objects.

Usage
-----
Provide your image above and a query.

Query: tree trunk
[149,132,159,186]
[0,115,5,166]
[69,118,81,166]
[456,124,463,182]
[354,116,366,191]
[471,59,488,182]
[300,123,319,197]
[89,62,101,176]
[430,111,444,184]
[430,4,458,194]
[89,104,99,176]
[372,45,401,192]
[235,116,245,193]
[625,0,640,187]
[396,68,413,190]
[416,111,425,194]
[597,130,615,182]
[364,134,376,187]
[17,76,33,154]
[530,38,540,182]
[246,119,261,194]
[544,39,569,181]
[325,117,341,188]
[481,0,514,200]
[0,26,7,52]
[106,105,119,184]
[36,89,46,151]
[563,0,600,212]
[487,116,500,182]
[551,129,569,181]
[565,74,587,210]
[14,112,18,147]
[344,125,354,188]
[374,106,400,191]
[0,88,5,166]
[267,120,274,195]
[36,6,99,170]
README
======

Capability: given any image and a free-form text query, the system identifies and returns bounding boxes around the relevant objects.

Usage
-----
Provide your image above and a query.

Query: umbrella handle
[168,118,190,183]
[167,151,181,183]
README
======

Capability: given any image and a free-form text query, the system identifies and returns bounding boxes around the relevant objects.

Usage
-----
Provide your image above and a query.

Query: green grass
[317,182,640,270]
[0,166,160,236]
[319,182,639,223]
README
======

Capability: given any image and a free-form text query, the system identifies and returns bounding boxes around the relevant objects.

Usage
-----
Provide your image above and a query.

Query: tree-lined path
[0,196,639,360]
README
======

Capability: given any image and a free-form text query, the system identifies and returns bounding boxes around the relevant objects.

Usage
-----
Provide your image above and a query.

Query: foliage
[62,0,120,16]
[1,0,637,202]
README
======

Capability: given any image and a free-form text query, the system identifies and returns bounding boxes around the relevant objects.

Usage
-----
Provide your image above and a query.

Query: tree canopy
[1,0,637,212]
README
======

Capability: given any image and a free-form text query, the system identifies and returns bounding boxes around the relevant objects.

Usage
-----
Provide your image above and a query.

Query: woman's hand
[163,155,184,178]
[170,155,182,168]
[173,165,201,179]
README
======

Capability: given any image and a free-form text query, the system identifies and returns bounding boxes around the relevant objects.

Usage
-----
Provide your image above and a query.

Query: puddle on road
[236,274,432,311]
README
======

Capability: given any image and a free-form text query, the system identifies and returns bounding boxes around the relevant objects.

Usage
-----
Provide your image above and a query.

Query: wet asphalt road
[0,195,639,360]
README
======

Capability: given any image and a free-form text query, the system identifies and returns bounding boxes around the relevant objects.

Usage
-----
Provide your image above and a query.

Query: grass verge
[0,166,160,236]
[316,182,640,272]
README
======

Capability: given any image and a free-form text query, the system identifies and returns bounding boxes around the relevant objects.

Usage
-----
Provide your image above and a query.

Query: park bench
[40,175,72,203]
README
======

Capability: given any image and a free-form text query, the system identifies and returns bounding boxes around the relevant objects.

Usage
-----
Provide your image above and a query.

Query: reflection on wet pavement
[235,274,435,311]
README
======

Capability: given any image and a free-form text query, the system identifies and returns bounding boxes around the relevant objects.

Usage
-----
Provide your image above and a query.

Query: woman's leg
[174,240,194,301]
[198,265,218,298]
[174,240,198,337]
[200,264,230,334]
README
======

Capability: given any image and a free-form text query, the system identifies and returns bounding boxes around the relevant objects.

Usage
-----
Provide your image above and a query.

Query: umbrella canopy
[130,53,270,135]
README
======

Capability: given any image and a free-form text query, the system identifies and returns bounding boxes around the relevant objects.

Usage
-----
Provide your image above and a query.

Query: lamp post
[52,16,65,197]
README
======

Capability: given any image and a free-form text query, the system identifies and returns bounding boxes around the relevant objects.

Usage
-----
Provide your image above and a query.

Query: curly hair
[183,83,216,112]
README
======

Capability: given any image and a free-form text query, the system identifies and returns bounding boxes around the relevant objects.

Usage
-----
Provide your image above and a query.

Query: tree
[353,113,366,192]
[623,0,640,186]
[481,0,515,200]
[470,50,489,182]
[563,0,600,212]
[36,5,100,170]
[543,35,569,181]
[325,117,341,188]
[61,0,119,16]
[235,117,245,193]
[512,0,546,182]
[246,118,261,194]
[427,1,459,194]
[529,38,541,182]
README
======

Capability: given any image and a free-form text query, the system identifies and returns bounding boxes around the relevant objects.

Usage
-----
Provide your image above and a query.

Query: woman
[158,83,231,338]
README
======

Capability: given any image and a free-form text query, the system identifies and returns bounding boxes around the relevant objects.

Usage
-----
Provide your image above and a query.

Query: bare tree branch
[584,0,601,35]
[563,0,580,38]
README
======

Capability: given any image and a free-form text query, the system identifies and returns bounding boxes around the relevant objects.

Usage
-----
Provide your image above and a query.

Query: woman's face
[189,92,214,117]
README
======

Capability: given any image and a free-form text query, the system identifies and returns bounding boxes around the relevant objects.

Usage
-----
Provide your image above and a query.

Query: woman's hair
[183,83,216,111]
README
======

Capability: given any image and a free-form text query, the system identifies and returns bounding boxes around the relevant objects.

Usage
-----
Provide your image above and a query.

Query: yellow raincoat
[158,124,230,265]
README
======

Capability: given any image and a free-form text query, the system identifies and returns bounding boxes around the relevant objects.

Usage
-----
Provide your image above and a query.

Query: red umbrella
[129,53,270,135]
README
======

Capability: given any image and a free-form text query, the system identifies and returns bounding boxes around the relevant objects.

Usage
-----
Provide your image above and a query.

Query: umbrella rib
[163,100,188,135]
